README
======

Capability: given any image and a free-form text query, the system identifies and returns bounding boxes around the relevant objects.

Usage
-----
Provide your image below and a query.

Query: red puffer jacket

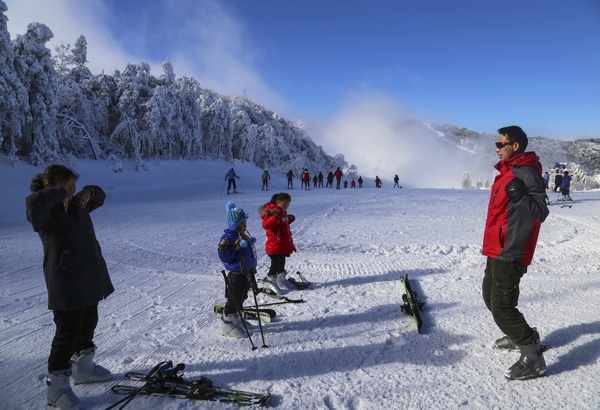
[482,152,549,266]
[260,203,296,255]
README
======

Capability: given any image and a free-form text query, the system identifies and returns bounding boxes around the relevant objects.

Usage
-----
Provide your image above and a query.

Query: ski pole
[106,361,172,410]
[237,177,244,193]
[249,270,268,348]
[221,270,256,350]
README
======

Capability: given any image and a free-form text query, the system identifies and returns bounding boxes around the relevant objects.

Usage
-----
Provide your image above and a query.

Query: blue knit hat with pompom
[225,201,248,230]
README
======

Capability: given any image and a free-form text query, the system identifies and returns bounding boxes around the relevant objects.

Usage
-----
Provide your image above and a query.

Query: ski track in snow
[1,160,599,410]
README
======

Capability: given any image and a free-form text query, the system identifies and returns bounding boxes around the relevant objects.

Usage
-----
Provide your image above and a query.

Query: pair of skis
[109,361,269,408]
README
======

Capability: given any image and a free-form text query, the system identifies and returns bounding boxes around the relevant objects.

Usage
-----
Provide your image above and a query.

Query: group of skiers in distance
[225,167,404,193]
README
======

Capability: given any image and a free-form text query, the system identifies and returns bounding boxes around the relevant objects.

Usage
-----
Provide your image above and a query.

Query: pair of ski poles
[221,269,267,350]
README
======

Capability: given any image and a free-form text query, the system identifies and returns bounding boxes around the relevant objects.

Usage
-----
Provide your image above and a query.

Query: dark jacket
[482,152,549,266]
[26,185,114,311]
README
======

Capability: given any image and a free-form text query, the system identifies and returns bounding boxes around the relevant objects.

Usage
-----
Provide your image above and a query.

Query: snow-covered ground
[1,156,599,410]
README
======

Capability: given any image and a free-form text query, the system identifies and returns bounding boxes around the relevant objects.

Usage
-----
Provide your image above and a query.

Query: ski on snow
[213,305,276,323]
[400,274,425,333]
[109,361,270,409]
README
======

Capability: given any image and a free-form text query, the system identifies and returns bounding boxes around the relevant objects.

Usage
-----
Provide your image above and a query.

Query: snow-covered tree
[0,1,28,165]
[12,22,59,166]
[461,171,472,189]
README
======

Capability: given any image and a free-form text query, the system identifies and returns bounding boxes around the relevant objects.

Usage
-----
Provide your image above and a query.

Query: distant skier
[482,126,549,380]
[286,169,295,189]
[559,171,572,201]
[261,169,271,191]
[393,175,400,188]
[318,172,324,188]
[225,168,239,194]
[259,192,297,294]
[302,169,310,190]
[334,167,343,189]
[351,179,356,188]
[553,171,562,192]
[375,176,382,188]
[343,180,348,188]
[218,202,257,338]
[326,171,334,188]
[358,176,363,188]
[312,175,318,188]
[542,171,550,190]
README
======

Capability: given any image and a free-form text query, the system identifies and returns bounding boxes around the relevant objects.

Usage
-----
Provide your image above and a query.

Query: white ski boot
[47,368,81,409]
[70,346,112,384]
[262,276,282,295]
[221,312,249,338]
[276,271,296,290]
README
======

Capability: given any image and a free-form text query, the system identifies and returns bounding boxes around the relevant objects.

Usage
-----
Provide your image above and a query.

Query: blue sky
[5,0,600,144]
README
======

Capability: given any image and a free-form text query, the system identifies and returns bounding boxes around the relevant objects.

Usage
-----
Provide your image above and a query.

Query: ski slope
[1,157,599,410]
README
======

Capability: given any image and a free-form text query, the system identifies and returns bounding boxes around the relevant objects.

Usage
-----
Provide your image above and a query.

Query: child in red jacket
[259,192,296,293]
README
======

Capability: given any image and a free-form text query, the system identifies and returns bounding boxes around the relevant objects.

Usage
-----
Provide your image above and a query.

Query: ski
[400,274,425,333]
[561,204,572,208]
[257,287,304,303]
[213,305,275,323]
[110,362,270,408]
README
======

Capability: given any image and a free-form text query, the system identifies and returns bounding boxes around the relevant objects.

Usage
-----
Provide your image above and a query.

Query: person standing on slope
[482,126,549,380]
[217,202,258,338]
[286,169,295,189]
[334,167,343,189]
[26,165,114,410]
[559,170,572,201]
[259,192,297,293]
[225,168,240,194]
[261,169,271,191]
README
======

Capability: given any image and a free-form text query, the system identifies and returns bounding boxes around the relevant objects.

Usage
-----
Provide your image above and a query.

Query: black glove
[505,178,528,203]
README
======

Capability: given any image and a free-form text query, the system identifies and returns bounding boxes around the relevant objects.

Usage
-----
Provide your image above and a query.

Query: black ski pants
[224,272,251,315]
[267,254,287,277]
[482,257,538,346]
[49,304,98,372]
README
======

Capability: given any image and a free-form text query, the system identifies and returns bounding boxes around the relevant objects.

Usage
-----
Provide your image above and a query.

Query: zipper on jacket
[499,225,505,251]
[492,185,501,205]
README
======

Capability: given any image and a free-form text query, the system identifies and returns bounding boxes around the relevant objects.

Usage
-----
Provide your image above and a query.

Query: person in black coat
[26,164,114,409]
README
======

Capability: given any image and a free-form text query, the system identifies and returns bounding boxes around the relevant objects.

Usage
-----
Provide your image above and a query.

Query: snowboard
[400,274,425,333]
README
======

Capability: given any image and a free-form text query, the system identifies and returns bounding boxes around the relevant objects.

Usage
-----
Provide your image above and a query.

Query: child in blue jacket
[217,201,257,338]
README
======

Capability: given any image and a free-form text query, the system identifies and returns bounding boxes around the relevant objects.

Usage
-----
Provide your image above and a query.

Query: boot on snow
[70,346,112,384]
[505,339,546,380]
[46,368,81,409]
[276,271,296,290]
[262,276,282,295]
[221,312,250,338]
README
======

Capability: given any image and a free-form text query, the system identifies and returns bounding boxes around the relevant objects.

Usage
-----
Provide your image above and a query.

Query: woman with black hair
[26,164,114,409]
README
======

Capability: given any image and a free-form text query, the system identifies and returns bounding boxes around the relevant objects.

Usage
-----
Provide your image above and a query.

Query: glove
[288,214,295,223]
[505,178,528,203]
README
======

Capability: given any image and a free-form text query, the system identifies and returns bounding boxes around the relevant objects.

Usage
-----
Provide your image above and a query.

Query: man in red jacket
[482,126,549,380]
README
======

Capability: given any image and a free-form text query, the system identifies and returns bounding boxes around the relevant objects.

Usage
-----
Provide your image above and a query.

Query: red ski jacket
[482,152,549,266]
[259,203,296,255]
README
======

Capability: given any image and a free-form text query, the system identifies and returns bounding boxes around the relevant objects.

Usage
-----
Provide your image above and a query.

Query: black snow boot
[504,339,546,380]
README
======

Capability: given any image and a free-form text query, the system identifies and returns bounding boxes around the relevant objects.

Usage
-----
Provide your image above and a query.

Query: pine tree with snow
[12,22,60,166]
[0,1,29,165]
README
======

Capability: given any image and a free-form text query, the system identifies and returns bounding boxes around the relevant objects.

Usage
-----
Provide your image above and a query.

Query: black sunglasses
[495,141,513,149]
